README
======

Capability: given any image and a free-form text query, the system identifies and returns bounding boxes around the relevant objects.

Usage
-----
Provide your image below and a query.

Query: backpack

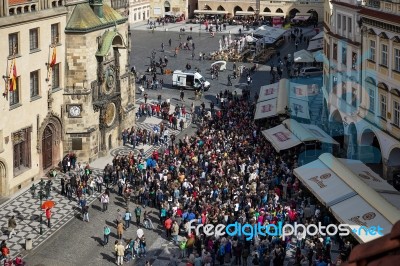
[179,241,186,250]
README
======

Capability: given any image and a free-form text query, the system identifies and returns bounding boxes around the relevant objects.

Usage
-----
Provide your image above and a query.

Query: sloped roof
[65,3,127,33]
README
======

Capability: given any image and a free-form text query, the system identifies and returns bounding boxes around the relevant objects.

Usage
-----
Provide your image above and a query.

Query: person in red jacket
[164,217,173,239]
[45,208,52,228]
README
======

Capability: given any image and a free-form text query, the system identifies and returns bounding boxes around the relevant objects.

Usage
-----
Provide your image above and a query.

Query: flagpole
[2,46,16,99]
[46,37,57,84]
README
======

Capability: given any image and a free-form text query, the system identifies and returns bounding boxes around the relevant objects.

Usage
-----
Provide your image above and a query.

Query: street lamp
[30,179,46,235]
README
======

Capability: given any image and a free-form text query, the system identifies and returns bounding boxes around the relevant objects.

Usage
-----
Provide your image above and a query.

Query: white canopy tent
[294,153,400,243]
[292,14,311,22]
[259,12,285,17]
[307,38,323,51]
[245,35,258,43]
[252,26,287,42]
[262,120,337,152]
[262,124,302,152]
[255,79,312,120]
[254,98,278,120]
[294,49,314,63]
[235,11,254,16]
[258,83,279,102]
[282,119,338,144]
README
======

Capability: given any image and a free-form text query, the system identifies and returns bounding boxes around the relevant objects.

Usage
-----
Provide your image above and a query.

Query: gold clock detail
[104,103,116,127]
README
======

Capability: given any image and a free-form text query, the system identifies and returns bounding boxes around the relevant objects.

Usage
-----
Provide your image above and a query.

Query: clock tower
[63,0,135,163]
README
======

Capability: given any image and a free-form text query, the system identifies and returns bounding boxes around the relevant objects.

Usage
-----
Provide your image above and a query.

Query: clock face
[104,65,115,94]
[69,105,81,117]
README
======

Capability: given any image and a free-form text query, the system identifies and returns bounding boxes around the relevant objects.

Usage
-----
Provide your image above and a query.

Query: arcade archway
[276,8,283,13]
[289,8,300,18]
[164,1,170,13]
[217,5,225,11]
[234,6,242,14]
[204,5,211,10]
[263,7,271,12]
[248,6,254,12]
[307,9,318,21]
[360,128,382,176]
[330,109,345,150]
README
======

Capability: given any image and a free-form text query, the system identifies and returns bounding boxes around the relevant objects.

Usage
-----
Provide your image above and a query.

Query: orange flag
[50,47,56,67]
[9,59,17,92]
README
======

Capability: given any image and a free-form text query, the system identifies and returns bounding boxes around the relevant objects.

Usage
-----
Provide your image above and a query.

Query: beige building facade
[196,0,324,21]
[150,0,189,18]
[129,0,150,24]
[0,0,67,196]
[323,0,400,182]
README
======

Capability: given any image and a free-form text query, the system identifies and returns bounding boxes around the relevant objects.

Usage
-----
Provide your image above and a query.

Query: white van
[299,67,323,77]
[172,70,211,90]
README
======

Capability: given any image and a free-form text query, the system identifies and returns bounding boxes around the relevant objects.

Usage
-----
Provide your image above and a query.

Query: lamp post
[30,179,46,235]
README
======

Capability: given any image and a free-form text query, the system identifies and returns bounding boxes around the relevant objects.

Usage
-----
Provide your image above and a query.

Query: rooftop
[65,2,127,33]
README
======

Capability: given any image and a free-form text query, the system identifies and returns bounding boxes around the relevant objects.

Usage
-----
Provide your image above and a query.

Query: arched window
[276,8,283,13]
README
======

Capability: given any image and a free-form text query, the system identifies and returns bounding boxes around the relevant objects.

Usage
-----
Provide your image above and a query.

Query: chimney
[90,0,104,18]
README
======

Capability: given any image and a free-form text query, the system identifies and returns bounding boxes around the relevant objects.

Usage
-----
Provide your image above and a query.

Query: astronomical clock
[63,1,136,163]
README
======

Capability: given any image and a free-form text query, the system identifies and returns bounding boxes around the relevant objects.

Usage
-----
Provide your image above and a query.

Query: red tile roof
[359,7,400,26]
[8,0,30,6]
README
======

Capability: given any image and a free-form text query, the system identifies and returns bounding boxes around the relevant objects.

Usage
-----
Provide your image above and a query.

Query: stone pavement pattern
[0,95,191,261]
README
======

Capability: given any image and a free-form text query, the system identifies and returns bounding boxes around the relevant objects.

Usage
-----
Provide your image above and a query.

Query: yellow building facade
[0,0,67,196]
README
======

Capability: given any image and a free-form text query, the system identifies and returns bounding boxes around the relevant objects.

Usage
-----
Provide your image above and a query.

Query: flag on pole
[50,46,56,68]
[9,59,17,92]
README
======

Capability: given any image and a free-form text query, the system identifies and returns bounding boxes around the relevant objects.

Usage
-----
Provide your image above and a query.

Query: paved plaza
[0,21,337,266]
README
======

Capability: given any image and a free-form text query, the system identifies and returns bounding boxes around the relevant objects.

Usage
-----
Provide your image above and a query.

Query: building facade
[128,0,150,24]
[196,0,324,21]
[323,0,400,182]
[150,0,189,18]
[63,0,136,163]
[0,0,67,196]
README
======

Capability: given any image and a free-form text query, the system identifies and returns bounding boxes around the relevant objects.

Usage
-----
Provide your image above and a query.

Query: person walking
[164,216,173,239]
[45,208,52,228]
[82,205,89,222]
[180,89,185,102]
[115,241,125,265]
[101,192,109,212]
[171,220,179,244]
[103,225,111,246]
[7,216,17,239]
[135,206,142,226]
[227,75,232,86]
[117,221,124,240]
[124,209,132,229]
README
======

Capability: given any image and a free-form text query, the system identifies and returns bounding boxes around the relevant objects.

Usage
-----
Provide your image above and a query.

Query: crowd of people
[78,91,351,265]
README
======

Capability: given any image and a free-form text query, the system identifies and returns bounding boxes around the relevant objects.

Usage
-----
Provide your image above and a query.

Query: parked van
[172,70,211,90]
[299,67,322,77]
